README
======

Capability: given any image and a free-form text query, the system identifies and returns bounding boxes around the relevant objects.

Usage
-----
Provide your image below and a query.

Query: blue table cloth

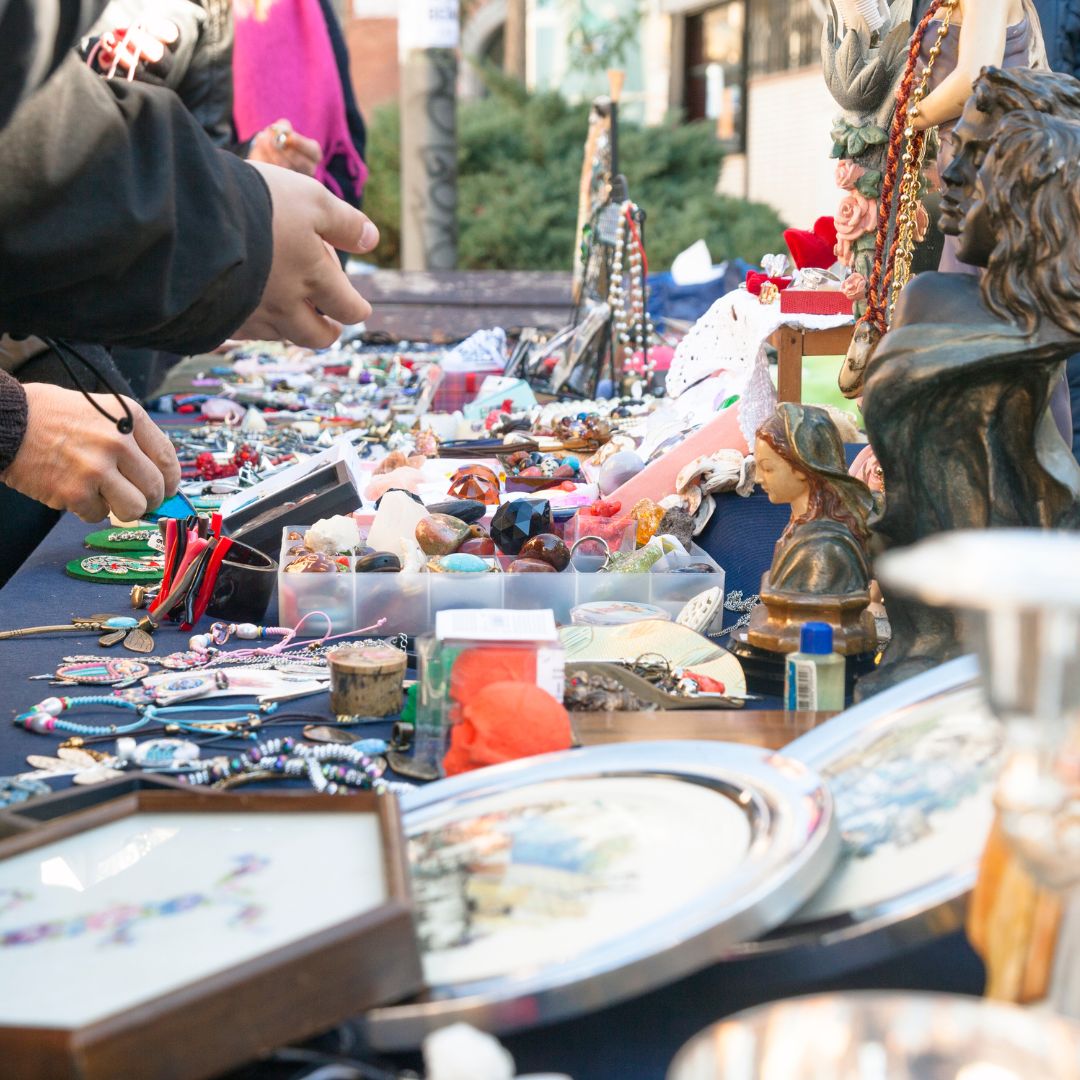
[0,510,984,1080]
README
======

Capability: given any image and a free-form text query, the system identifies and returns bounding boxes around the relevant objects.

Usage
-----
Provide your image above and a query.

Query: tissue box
[779,290,853,316]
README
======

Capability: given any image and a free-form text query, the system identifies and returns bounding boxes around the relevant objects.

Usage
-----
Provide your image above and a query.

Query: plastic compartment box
[278,527,725,635]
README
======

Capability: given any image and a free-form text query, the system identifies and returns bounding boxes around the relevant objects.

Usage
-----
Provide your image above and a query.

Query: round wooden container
[328,645,408,718]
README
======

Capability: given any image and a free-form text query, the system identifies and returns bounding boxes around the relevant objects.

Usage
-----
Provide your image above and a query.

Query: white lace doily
[667,289,853,446]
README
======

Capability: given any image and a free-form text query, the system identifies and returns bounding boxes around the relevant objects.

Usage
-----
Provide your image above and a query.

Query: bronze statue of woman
[742,403,878,657]
[860,68,1080,693]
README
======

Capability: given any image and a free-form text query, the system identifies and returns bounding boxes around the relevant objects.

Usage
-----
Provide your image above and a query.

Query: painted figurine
[743,403,878,656]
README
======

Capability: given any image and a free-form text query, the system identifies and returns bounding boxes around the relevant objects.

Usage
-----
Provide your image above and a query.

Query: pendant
[123,627,155,654]
[55,658,151,686]
[24,748,124,785]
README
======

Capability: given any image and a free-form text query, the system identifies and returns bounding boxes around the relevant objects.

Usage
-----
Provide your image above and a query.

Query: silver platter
[363,740,839,1048]
[668,990,1080,1080]
[719,655,997,981]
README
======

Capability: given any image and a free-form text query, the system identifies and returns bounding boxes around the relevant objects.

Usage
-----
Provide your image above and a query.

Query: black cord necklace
[40,337,135,435]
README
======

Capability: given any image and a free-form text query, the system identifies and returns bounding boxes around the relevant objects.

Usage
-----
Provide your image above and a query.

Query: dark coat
[0,0,273,469]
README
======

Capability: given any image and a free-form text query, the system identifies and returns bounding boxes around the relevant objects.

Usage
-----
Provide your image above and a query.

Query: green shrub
[360,77,786,271]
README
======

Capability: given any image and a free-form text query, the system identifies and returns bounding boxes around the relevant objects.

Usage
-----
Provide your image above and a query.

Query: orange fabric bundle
[443,682,572,776]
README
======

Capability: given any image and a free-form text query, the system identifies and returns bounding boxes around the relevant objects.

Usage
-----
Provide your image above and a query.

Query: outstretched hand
[238,162,379,349]
[1,385,180,522]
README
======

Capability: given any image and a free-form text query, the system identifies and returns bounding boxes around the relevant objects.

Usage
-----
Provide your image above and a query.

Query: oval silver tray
[362,740,839,1049]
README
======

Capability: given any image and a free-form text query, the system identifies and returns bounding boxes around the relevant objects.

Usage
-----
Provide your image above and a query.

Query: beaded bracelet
[14,695,274,738]
[179,737,396,794]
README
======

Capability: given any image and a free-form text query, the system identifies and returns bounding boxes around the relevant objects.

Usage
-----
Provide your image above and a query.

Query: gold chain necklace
[887,0,957,314]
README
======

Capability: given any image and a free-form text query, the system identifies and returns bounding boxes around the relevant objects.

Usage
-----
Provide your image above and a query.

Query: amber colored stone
[632,498,665,546]
[507,558,557,573]
[519,533,571,571]
[448,472,501,505]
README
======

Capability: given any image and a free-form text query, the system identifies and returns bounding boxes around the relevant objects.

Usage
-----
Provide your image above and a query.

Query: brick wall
[345,16,401,118]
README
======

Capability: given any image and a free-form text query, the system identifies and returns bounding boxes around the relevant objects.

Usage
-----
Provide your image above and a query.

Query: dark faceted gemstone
[672,563,715,574]
[426,498,487,524]
[490,499,553,555]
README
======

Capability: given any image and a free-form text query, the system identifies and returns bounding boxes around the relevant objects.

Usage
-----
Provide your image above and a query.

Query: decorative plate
[721,655,999,973]
[569,600,672,626]
[362,740,838,1048]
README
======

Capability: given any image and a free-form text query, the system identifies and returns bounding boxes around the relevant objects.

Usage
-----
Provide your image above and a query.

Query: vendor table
[0,513,985,1080]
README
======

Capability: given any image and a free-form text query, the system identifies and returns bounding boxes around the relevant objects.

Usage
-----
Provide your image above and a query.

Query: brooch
[66,555,165,583]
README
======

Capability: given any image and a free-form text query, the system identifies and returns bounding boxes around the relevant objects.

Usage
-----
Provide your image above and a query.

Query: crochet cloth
[666,288,852,447]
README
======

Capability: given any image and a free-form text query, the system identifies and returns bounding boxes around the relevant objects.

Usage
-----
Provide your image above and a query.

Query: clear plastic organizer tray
[277,526,725,635]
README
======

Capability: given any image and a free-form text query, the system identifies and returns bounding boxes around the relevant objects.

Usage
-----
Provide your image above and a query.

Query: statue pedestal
[744,576,879,655]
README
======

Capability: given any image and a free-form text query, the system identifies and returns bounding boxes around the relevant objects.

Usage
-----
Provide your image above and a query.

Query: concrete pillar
[400,47,459,270]
[504,0,527,82]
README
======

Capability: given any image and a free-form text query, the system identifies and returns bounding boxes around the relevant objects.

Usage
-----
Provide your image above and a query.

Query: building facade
[344,0,841,229]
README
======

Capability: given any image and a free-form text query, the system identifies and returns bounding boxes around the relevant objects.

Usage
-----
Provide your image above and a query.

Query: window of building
[684,2,746,151]
[747,0,819,76]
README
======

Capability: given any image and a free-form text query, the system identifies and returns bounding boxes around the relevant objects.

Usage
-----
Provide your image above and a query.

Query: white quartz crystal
[304,514,361,554]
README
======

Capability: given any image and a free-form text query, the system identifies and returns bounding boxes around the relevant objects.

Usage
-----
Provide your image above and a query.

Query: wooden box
[0,790,422,1080]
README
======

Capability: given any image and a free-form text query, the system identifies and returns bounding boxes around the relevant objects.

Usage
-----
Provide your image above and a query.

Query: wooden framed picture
[0,789,422,1080]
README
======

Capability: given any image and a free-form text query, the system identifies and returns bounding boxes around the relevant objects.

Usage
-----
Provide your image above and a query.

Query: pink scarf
[232,0,368,202]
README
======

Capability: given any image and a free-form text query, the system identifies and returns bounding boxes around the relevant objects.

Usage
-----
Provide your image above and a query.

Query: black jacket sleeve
[0,53,273,354]
[0,0,106,126]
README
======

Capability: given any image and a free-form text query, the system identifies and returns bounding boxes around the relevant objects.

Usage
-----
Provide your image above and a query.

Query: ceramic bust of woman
[755,403,875,598]
[739,404,879,659]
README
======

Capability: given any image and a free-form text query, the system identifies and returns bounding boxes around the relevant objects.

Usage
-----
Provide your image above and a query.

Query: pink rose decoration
[841,273,867,301]
[834,192,878,269]
[914,201,930,244]
[835,159,866,191]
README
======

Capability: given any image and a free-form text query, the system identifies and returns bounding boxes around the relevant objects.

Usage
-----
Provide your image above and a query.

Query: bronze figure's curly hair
[972,66,1080,119]
[756,412,872,546]
[978,110,1080,338]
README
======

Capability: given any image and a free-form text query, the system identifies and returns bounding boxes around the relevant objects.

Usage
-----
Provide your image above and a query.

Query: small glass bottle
[785,622,845,711]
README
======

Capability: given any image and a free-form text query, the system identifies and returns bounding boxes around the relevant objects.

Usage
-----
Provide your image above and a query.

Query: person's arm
[0,54,273,353]
[913,0,1012,128]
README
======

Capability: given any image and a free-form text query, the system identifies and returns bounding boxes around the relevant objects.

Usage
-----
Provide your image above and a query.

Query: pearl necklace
[607,201,655,362]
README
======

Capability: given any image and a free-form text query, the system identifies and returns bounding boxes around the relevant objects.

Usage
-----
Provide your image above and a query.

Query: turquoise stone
[105,617,139,629]
[438,553,489,573]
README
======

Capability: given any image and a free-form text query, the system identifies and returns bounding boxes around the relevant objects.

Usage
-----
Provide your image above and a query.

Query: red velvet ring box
[779,290,854,316]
